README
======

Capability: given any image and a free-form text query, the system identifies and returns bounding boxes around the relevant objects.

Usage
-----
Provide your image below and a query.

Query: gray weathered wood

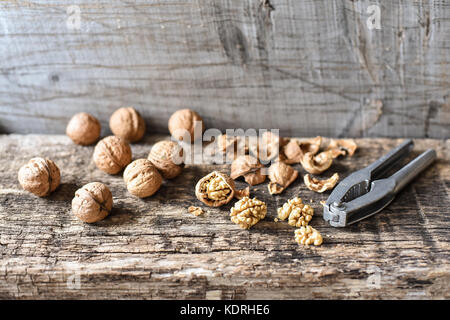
[0,1,449,138]
[0,134,448,299]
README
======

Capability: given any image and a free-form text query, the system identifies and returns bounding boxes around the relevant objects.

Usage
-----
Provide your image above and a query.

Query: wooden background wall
[0,0,449,138]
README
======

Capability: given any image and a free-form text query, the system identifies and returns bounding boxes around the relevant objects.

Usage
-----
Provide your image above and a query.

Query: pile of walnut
[18,107,199,224]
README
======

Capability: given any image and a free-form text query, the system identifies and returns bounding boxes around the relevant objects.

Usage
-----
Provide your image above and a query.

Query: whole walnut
[66,112,101,145]
[109,107,146,142]
[168,109,204,143]
[93,136,132,174]
[123,159,162,198]
[18,158,61,197]
[148,140,184,179]
[72,182,113,223]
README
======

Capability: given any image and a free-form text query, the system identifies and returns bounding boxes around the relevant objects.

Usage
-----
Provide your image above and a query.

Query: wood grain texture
[0,0,449,138]
[0,134,448,299]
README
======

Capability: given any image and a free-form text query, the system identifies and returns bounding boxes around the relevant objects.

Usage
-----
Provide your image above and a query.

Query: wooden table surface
[0,134,448,299]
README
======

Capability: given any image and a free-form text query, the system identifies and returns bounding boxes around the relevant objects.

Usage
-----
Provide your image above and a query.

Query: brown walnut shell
[123,159,163,198]
[66,112,101,145]
[326,139,357,158]
[72,182,113,223]
[304,173,339,193]
[93,136,132,174]
[195,171,235,207]
[282,136,322,164]
[248,131,285,162]
[267,161,298,195]
[18,157,61,197]
[148,140,184,179]
[168,109,204,143]
[300,151,333,174]
[109,107,146,143]
[230,155,266,186]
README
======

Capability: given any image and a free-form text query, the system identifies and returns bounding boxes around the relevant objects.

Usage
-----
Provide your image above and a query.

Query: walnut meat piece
[230,196,267,229]
[304,173,339,193]
[195,171,235,207]
[123,159,162,198]
[72,182,112,223]
[294,226,323,246]
[267,161,298,194]
[93,136,132,174]
[168,109,204,143]
[300,151,333,175]
[277,197,314,227]
[148,140,184,179]
[109,107,146,143]
[66,112,101,145]
[18,157,60,197]
[230,155,266,186]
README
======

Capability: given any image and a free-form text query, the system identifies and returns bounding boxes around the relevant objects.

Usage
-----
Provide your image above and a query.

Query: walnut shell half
[267,161,298,195]
[326,139,357,158]
[123,159,162,198]
[300,151,333,175]
[18,157,61,197]
[148,140,184,179]
[282,136,322,164]
[230,155,266,186]
[195,171,235,207]
[304,173,339,193]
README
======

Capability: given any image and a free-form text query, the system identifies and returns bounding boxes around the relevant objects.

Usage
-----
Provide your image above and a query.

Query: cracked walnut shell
[18,157,61,197]
[295,226,323,246]
[267,161,298,194]
[93,136,132,174]
[66,112,101,146]
[109,107,146,143]
[230,155,266,186]
[123,159,162,198]
[304,173,339,193]
[277,197,314,227]
[230,196,267,229]
[326,139,357,158]
[168,109,204,143]
[72,182,113,223]
[148,140,184,179]
[195,171,235,207]
[282,136,322,164]
[300,151,333,175]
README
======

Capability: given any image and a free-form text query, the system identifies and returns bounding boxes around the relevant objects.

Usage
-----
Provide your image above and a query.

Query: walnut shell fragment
[234,186,250,200]
[267,161,298,195]
[304,173,339,193]
[148,140,184,179]
[93,136,132,174]
[188,206,204,216]
[18,157,61,197]
[326,139,357,158]
[300,151,333,175]
[109,107,146,143]
[72,182,113,223]
[230,196,267,229]
[168,109,204,143]
[195,171,235,207]
[248,131,286,162]
[295,226,323,246]
[123,159,162,198]
[282,136,322,164]
[230,155,266,186]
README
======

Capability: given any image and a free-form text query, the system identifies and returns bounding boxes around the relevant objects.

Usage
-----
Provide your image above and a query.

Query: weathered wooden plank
[0,1,449,138]
[0,134,448,299]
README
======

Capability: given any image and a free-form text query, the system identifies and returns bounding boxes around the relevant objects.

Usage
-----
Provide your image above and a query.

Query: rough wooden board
[0,0,449,138]
[0,134,448,299]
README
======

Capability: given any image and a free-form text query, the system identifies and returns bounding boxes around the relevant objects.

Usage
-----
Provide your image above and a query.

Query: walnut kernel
[195,171,235,207]
[109,107,146,142]
[148,140,184,179]
[277,197,314,227]
[267,161,298,194]
[66,112,101,145]
[294,226,323,246]
[168,109,204,143]
[230,196,267,229]
[18,157,61,197]
[304,173,339,193]
[123,159,162,198]
[93,136,132,174]
[72,182,113,223]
